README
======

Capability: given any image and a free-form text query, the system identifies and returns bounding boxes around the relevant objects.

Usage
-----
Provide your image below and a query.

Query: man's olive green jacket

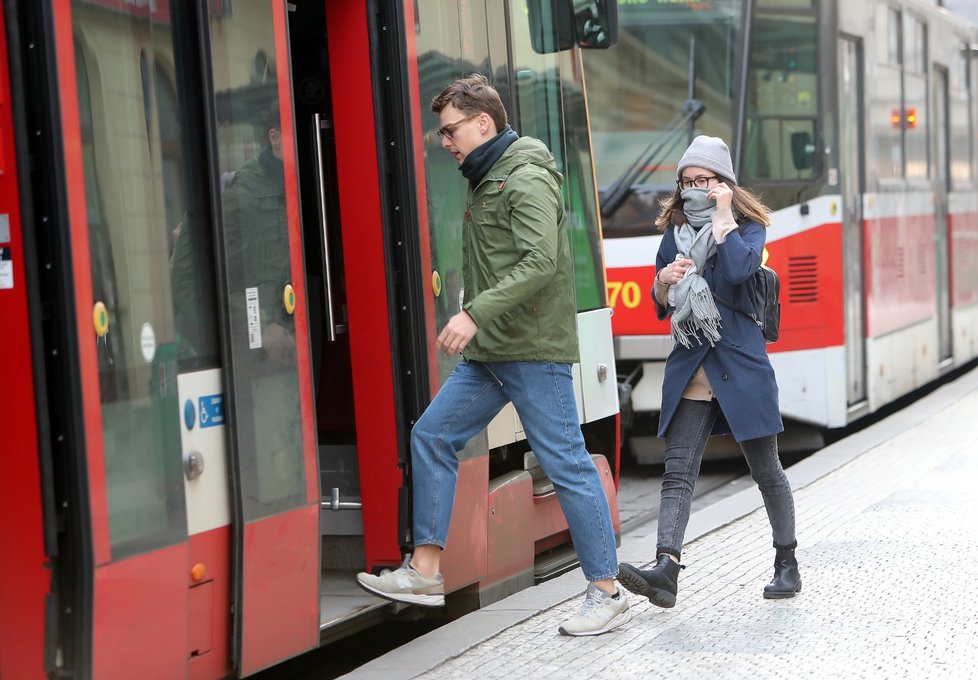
[461,136,579,363]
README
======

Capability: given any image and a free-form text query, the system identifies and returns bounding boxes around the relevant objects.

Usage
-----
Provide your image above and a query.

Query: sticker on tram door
[0,247,12,290]
[198,394,225,428]
[246,286,262,349]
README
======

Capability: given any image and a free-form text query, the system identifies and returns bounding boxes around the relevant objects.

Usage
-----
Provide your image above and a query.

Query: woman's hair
[430,73,508,132]
[654,181,773,231]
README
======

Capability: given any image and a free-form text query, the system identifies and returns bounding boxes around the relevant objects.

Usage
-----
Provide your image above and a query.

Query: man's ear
[268,127,282,149]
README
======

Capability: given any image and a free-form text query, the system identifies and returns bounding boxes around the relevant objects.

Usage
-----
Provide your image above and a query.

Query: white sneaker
[356,557,445,607]
[558,583,631,636]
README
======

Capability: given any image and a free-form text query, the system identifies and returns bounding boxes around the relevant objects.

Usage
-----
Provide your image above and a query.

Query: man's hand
[436,311,478,355]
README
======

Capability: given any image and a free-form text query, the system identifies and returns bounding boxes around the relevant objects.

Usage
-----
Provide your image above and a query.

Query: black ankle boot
[617,554,684,608]
[763,541,802,599]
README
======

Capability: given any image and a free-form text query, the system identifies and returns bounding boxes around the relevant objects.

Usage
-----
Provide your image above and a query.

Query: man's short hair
[430,73,507,132]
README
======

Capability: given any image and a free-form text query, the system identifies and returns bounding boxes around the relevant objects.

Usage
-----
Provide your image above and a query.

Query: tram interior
[287,0,383,631]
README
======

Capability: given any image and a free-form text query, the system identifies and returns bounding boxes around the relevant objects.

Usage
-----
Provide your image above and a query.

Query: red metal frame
[274,4,318,506]
[326,0,403,570]
[53,0,111,568]
[0,7,49,677]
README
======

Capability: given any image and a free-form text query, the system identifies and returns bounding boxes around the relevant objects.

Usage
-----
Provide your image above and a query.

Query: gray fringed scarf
[667,188,723,347]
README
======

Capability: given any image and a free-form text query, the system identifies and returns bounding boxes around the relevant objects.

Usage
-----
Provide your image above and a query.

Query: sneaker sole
[557,607,632,637]
[356,577,445,607]
[617,568,677,608]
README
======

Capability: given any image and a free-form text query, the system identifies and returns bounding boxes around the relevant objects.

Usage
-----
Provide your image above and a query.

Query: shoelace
[380,555,413,576]
[576,588,607,616]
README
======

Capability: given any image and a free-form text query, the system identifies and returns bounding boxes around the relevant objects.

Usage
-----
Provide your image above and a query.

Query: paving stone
[411,381,978,679]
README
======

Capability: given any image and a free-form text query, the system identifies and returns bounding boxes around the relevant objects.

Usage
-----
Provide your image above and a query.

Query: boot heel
[648,588,677,609]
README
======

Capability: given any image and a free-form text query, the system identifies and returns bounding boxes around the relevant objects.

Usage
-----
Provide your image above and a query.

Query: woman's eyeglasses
[436,114,480,141]
[677,175,719,190]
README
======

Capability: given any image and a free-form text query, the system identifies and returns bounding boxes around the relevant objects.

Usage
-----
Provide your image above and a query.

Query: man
[357,74,630,636]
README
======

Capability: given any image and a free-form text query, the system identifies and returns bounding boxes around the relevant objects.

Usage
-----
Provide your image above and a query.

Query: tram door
[43,0,319,676]
[204,2,321,674]
[838,36,867,407]
[932,66,953,364]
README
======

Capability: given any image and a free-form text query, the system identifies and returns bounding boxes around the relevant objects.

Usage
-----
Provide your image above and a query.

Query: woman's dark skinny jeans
[657,398,797,559]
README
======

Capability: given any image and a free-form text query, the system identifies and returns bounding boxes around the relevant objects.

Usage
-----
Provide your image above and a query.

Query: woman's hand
[657,258,694,286]
[707,181,733,211]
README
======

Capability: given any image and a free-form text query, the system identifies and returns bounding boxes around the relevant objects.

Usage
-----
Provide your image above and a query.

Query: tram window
[584,0,747,232]
[207,3,307,519]
[885,7,902,66]
[510,6,605,311]
[742,10,818,182]
[411,1,502,385]
[904,72,929,179]
[904,15,927,75]
[950,50,973,182]
[71,2,203,557]
[756,0,812,7]
[743,118,817,181]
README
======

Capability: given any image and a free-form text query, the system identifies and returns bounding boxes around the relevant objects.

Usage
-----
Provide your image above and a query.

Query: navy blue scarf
[459,125,519,184]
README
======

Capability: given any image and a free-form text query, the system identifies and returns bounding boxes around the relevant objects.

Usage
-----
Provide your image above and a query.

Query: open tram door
[204,1,322,674]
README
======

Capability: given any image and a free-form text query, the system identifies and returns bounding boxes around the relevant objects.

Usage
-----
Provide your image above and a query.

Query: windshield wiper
[600,98,705,219]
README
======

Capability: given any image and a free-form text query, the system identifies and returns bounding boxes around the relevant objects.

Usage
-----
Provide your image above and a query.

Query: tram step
[524,451,555,497]
[533,545,580,581]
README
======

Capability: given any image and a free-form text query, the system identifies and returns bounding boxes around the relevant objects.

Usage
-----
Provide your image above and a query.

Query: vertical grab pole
[312,112,338,342]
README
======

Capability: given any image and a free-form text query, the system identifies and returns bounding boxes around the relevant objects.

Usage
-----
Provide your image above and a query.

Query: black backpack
[712,264,781,343]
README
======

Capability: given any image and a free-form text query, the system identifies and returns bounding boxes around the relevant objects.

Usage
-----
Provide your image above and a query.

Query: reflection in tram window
[72,2,202,557]
[208,3,306,520]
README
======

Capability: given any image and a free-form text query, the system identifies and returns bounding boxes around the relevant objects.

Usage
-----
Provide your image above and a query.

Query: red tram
[0,1,622,677]
[586,0,978,458]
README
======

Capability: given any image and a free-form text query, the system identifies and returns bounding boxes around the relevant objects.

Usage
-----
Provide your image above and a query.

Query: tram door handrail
[313,112,342,342]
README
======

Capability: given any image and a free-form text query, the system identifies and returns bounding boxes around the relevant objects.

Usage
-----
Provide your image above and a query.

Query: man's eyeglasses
[677,175,719,190]
[436,114,480,141]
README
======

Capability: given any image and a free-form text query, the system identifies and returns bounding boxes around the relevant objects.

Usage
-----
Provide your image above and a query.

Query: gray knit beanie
[677,135,736,185]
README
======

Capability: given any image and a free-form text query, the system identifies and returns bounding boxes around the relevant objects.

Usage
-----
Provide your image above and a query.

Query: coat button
[721,374,728,381]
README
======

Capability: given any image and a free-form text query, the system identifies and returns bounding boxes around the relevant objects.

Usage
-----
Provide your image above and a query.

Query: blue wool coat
[654,221,783,442]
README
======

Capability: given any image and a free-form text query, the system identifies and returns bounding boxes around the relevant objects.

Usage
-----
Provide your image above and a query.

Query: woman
[617,136,801,607]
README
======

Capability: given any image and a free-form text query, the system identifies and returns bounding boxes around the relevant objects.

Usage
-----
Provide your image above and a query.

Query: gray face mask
[681,188,716,229]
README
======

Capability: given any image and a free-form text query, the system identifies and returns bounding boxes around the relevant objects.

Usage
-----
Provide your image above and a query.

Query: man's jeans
[411,359,619,582]
[657,398,796,559]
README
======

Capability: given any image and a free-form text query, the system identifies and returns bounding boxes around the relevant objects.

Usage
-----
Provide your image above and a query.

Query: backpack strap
[712,292,763,329]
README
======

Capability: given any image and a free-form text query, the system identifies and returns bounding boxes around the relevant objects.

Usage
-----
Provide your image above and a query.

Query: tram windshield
[583,0,748,236]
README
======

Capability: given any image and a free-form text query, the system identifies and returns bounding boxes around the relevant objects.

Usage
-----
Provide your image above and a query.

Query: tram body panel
[0,5,49,678]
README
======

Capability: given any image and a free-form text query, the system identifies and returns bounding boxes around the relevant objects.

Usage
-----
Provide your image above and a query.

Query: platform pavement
[345,366,978,679]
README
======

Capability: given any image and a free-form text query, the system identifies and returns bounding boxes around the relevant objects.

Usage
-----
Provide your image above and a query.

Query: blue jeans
[657,398,797,559]
[411,359,619,582]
